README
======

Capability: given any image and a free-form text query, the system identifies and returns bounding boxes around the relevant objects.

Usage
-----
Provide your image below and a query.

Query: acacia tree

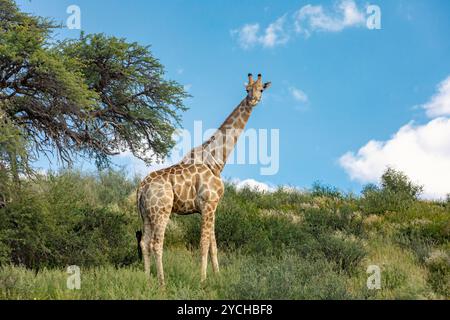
[0,0,188,190]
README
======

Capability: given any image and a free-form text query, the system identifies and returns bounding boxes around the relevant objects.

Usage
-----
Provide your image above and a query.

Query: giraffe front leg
[200,202,217,282]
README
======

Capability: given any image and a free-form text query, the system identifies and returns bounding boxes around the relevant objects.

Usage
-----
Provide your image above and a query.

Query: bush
[303,206,365,237]
[223,253,352,299]
[316,233,366,274]
[361,168,423,214]
[0,170,140,269]
[312,181,342,199]
[0,168,446,299]
[425,250,450,298]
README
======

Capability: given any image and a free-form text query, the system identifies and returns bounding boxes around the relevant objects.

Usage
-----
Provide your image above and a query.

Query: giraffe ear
[263,82,271,90]
[248,73,254,85]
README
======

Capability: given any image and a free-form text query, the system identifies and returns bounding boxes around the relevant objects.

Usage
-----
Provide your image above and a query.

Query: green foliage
[312,181,343,199]
[361,168,423,214]
[0,170,139,269]
[0,168,448,299]
[56,33,189,165]
[0,0,188,173]
[303,206,364,237]
[0,0,446,301]
[381,168,423,197]
[382,265,408,291]
[425,250,450,297]
[223,253,352,299]
[173,184,366,275]
[0,111,32,206]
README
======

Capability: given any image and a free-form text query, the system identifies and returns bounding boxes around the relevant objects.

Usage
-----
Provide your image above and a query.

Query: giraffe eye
[260,90,263,92]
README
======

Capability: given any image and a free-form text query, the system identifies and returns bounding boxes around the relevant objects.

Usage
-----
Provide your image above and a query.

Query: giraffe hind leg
[200,201,218,282]
[140,221,153,279]
[151,209,171,287]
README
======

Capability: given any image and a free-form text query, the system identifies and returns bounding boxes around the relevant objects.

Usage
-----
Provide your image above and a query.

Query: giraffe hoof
[200,280,208,288]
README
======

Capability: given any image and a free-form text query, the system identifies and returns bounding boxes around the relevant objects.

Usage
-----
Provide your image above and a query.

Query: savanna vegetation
[0,0,448,300]
[0,168,448,299]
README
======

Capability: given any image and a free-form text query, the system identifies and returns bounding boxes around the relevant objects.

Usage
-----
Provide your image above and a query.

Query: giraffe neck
[182,98,253,174]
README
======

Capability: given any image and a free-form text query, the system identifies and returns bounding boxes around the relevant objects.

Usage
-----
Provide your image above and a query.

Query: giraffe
[136,73,271,286]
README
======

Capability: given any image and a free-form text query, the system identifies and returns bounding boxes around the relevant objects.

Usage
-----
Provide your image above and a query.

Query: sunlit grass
[1,170,448,299]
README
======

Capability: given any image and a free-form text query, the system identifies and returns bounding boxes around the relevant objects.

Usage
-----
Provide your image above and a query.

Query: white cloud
[231,23,260,49]
[340,75,450,199]
[422,76,450,118]
[183,84,192,92]
[234,178,275,192]
[289,86,308,103]
[260,16,289,48]
[294,0,365,36]
[339,117,450,199]
[231,16,289,49]
[116,150,171,177]
[231,0,365,48]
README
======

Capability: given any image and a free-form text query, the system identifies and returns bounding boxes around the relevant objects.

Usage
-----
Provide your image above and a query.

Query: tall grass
[0,169,448,299]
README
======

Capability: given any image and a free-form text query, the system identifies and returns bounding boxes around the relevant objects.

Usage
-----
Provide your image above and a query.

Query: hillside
[0,169,449,299]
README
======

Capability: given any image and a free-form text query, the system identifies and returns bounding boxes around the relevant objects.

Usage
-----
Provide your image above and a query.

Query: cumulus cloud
[261,16,290,47]
[289,86,308,103]
[231,0,365,48]
[422,76,450,118]
[231,16,289,49]
[116,150,172,177]
[340,76,450,199]
[234,178,275,192]
[294,0,365,36]
[231,24,259,49]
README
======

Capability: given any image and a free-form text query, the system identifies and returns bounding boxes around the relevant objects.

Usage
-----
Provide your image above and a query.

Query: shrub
[0,170,139,269]
[316,233,366,274]
[381,168,423,198]
[361,168,423,214]
[312,181,342,199]
[383,265,408,291]
[0,168,446,300]
[223,253,352,299]
[398,220,450,247]
[303,206,365,237]
[425,250,450,298]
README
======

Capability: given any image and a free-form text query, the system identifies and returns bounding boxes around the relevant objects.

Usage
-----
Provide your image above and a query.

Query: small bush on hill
[361,167,423,214]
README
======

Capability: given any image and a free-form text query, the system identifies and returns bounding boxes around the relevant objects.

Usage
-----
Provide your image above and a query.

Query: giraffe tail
[135,186,144,261]
[135,230,143,261]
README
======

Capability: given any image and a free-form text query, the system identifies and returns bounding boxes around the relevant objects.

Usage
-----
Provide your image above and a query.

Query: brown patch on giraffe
[137,73,271,286]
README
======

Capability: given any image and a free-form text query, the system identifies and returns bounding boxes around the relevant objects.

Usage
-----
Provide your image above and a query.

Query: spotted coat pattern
[137,74,271,286]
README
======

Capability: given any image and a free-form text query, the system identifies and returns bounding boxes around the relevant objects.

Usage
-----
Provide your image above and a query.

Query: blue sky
[17,0,450,198]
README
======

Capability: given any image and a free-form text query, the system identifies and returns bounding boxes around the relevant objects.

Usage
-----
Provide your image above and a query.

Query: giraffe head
[245,73,271,106]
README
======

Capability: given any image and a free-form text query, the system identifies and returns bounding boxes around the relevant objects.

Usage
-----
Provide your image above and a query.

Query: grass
[1,248,349,300]
[0,170,449,299]
[0,248,375,300]
[1,212,448,299]
[1,241,446,300]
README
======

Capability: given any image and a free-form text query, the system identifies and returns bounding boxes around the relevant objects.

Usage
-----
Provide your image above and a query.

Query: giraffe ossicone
[137,73,271,286]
